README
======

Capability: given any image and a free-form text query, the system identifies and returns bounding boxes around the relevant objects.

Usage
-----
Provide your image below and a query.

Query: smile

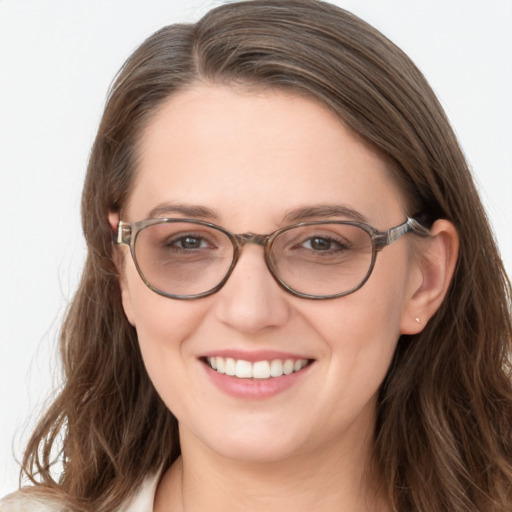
[205,357,310,379]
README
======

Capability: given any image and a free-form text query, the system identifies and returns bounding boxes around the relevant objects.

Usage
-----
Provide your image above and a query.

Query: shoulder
[0,492,64,512]
[0,472,160,512]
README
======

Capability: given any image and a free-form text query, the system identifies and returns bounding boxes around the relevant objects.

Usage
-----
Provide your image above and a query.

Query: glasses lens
[134,221,234,297]
[269,223,374,297]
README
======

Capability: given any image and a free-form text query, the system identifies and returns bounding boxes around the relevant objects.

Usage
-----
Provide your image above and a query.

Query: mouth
[202,356,313,380]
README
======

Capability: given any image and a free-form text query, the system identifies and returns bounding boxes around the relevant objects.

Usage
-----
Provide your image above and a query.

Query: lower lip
[202,361,312,400]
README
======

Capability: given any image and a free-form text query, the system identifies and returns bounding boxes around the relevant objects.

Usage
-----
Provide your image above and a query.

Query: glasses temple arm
[115,220,132,245]
[381,217,430,246]
[406,217,431,237]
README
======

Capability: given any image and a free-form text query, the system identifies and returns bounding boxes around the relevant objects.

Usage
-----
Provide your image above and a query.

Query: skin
[111,84,458,511]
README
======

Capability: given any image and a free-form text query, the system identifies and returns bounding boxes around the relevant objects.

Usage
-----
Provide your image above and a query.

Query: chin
[181,420,314,464]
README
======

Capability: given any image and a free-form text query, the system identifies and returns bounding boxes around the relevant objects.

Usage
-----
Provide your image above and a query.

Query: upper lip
[200,349,314,362]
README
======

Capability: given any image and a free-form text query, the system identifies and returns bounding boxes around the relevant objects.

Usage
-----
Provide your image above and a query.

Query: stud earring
[415,317,421,324]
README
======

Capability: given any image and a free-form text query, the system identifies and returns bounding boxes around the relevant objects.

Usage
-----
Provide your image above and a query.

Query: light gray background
[1,0,511,495]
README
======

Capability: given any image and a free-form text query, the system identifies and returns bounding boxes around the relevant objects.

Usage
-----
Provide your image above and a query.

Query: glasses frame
[115,216,430,300]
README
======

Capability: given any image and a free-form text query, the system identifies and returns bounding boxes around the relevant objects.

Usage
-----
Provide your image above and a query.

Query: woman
[2,0,511,511]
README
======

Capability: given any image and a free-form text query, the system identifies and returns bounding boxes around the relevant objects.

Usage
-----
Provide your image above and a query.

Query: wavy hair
[21,1,512,510]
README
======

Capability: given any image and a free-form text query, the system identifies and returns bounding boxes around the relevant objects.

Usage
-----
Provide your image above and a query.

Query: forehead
[127,85,405,228]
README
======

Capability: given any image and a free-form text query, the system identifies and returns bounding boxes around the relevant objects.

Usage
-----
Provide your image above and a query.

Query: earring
[415,317,421,324]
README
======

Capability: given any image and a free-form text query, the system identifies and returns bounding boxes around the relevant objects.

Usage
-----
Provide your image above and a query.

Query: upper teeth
[207,357,309,379]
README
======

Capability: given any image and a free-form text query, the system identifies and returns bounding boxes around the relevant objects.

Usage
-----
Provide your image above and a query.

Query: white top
[0,472,159,512]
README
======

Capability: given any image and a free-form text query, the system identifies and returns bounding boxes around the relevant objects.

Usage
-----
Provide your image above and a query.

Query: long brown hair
[21,1,512,510]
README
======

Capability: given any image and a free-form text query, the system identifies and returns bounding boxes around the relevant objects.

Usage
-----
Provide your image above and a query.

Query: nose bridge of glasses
[235,233,270,248]
[227,232,277,289]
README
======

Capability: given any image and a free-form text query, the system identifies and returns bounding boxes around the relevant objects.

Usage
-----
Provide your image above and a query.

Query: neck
[154,424,389,512]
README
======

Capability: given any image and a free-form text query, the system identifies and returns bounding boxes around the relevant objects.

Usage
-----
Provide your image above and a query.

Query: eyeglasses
[115,217,429,300]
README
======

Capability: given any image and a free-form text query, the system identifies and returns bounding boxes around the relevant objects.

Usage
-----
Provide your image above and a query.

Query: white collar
[120,471,160,512]
[0,472,161,512]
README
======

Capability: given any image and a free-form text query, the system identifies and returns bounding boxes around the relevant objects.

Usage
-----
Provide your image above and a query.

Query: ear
[108,210,121,269]
[108,210,136,327]
[400,219,459,334]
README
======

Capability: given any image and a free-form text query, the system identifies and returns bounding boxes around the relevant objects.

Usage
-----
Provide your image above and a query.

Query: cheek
[312,295,401,392]
[303,254,410,400]
[121,255,203,338]
[308,271,405,354]
[120,263,206,395]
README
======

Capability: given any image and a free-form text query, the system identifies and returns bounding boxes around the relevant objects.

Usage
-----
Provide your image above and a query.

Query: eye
[168,234,211,250]
[304,237,334,251]
[301,236,349,252]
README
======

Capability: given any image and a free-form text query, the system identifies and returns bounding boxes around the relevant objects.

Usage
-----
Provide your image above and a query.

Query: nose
[213,244,291,335]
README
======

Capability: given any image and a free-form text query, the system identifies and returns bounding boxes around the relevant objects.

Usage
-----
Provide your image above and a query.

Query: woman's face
[117,85,422,463]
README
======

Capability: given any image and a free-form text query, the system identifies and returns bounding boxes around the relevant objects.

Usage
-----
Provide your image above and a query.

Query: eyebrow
[282,204,368,224]
[147,202,367,225]
[148,202,220,220]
